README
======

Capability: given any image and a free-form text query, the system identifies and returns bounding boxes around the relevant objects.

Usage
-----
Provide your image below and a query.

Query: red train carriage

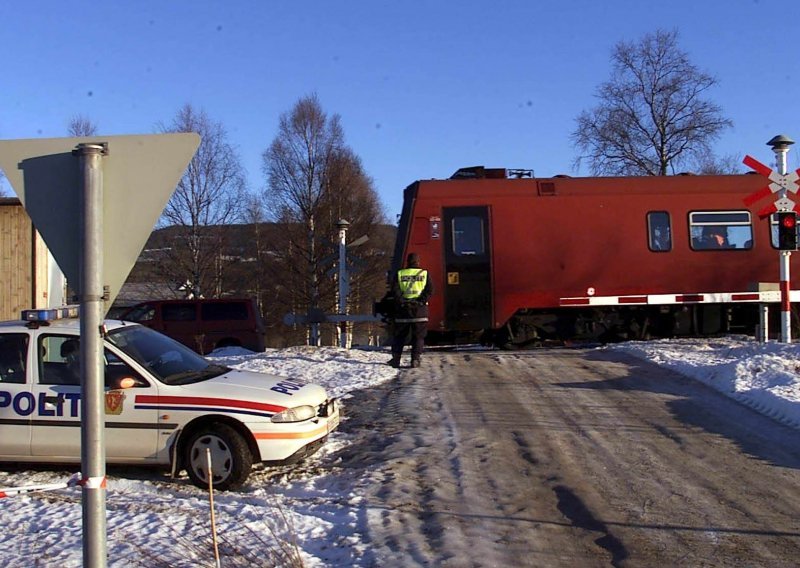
[381,166,798,347]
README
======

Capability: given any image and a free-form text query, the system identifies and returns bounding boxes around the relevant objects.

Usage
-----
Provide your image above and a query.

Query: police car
[0,308,340,491]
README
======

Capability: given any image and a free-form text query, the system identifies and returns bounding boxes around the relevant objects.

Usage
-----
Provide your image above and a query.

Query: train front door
[443,206,492,331]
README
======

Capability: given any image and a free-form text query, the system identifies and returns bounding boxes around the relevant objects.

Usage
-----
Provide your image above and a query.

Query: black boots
[388,356,421,368]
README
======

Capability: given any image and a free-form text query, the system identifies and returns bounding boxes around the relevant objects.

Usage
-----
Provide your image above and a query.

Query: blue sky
[1,0,799,220]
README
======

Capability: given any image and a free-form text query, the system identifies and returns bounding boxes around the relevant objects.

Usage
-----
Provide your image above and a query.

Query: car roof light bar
[21,305,80,322]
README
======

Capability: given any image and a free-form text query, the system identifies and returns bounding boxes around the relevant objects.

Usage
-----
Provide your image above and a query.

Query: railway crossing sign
[742,154,800,217]
[743,134,797,346]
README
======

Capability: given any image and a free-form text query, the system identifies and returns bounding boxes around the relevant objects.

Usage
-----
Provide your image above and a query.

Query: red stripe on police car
[135,395,286,417]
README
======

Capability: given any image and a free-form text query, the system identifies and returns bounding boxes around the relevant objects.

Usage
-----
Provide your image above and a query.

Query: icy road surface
[346,349,800,566]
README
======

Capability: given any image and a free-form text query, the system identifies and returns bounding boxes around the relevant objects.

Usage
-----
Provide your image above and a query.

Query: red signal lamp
[777,212,798,250]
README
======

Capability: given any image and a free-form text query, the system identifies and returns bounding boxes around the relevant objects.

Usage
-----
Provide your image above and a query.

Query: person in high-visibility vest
[388,252,433,368]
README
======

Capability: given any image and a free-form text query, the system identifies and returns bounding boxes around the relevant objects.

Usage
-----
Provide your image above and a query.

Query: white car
[0,309,340,490]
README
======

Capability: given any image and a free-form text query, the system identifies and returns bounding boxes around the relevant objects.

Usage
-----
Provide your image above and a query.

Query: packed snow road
[339,349,800,567]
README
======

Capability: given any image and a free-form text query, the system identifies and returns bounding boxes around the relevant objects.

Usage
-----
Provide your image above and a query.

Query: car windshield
[106,324,228,385]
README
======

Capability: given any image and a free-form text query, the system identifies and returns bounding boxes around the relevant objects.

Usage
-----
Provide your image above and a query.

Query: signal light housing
[777,212,798,251]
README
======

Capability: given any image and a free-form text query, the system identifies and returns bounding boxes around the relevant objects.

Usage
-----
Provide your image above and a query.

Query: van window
[202,302,248,321]
[689,211,752,250]
[123,304,155,322]
[162,304,197,322]
[647,211,671,252]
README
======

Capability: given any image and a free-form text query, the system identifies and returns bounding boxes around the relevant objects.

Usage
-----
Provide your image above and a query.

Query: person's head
[61,339,79,361]
[406,252,420,268]
[703,226,726,246]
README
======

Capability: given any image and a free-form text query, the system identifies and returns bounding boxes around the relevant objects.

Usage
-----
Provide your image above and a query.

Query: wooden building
[0,198,65,320]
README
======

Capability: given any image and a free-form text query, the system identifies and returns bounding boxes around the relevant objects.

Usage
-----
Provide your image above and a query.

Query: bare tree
[262,94,344,344]
[693,153,743,175]
[157,104,247,297]
[67,115,98,137]
[572,29,732,176]
[238,192,271,311]
[262,94,388,345]
[316,148,388,338]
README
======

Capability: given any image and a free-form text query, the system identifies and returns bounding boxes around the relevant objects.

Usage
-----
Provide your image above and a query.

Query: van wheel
[216,338,241,349]
[184,423,253,491]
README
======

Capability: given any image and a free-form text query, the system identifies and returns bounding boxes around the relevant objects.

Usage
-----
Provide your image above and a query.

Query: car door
[102,347,162,460]
[30,334,84,457]
[30,334,160,460]
[0,332,33,456]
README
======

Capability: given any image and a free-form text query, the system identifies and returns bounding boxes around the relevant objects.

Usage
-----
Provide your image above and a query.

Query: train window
[451,216,485,256]
[647,211,671,252]
[689,211,753,250]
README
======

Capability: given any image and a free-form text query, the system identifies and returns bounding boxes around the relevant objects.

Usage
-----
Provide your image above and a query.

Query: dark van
[119,298,266,354]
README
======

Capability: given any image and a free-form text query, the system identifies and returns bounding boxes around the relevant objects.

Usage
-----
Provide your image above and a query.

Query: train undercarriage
[430,303,793,349]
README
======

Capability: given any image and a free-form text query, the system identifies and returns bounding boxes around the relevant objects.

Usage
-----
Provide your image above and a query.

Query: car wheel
[184,423,253,491]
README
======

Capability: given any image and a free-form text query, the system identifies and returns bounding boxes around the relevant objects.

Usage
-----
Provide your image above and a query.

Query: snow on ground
[1,339,799,566]
[609,336,800,430]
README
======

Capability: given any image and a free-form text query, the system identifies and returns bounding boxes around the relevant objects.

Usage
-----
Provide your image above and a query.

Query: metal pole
[337,219,350,349]
[769,135,794,343]
[75,143,107,567]
[309,216,320,347]
[780,252,791,342]
[759,303,769,342]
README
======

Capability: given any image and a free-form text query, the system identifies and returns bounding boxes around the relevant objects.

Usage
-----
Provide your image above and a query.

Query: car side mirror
[111,376,147,389]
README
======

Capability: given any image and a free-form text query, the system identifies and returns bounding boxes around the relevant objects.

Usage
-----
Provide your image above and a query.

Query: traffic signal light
[777,212,798,251]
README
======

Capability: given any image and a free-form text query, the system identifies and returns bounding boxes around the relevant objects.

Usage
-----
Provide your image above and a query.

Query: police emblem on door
[105,391,126,415]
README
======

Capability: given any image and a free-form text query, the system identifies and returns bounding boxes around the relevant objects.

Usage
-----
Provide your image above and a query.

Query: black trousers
[391,321,428,360]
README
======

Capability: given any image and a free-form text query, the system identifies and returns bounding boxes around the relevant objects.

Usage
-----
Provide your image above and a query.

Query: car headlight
[271,405,316,423]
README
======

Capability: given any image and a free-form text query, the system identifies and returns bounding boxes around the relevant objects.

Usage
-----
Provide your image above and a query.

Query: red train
[379,166,799,347]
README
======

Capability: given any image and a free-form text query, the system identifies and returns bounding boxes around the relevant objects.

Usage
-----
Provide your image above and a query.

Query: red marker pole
[781,251,791,342]
[768,135,796,343]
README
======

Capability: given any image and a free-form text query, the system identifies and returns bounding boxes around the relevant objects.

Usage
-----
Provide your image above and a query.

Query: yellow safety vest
[397,269,428,300]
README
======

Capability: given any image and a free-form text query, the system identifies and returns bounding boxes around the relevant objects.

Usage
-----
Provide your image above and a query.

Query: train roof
[408,167,766,197]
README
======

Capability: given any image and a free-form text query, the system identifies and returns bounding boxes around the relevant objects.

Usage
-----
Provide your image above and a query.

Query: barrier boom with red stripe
[742,155,800,217]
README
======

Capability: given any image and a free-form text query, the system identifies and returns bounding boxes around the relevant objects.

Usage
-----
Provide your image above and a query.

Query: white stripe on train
[559,290,797,307]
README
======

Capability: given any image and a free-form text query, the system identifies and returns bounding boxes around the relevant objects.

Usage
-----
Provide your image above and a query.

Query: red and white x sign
[742,154,800,217]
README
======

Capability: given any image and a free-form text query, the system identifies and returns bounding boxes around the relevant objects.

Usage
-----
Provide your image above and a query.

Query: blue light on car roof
[21,305,80,321]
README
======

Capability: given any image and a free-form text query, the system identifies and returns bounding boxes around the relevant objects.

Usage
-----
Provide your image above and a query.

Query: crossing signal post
[777,211,798,251]
[772,136,796,344]
[743,134,798,343]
